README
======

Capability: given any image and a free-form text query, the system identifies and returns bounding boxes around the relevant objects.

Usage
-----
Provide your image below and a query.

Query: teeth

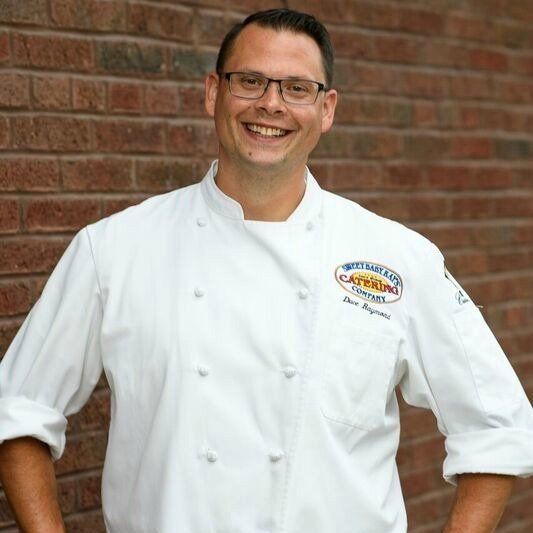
[247,124,287,137]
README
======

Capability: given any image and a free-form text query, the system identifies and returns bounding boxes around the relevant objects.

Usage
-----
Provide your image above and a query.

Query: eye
[284,81,312,95]
[239,75,265,88]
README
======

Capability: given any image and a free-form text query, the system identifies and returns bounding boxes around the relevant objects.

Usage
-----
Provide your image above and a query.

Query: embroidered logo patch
[335,261,403,304]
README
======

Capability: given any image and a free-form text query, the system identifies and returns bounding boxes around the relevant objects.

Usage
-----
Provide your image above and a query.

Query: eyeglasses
[222,72,327,105]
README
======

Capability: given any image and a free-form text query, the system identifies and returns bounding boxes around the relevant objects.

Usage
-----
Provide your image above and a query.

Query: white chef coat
[1,161,532,533]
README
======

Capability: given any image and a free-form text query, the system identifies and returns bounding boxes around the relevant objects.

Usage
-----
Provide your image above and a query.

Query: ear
[320,89,337,133]
[205,72,220,117]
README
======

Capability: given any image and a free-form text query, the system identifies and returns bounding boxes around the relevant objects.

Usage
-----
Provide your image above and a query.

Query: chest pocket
[320,320,399,431]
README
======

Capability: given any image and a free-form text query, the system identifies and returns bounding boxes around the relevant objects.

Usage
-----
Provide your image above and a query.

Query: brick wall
[0,0,531,531]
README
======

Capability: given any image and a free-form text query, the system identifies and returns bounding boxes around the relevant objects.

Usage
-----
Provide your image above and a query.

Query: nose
[256,80,286,113]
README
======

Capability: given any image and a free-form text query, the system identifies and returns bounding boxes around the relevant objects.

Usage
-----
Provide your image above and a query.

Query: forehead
[225,24,325,81]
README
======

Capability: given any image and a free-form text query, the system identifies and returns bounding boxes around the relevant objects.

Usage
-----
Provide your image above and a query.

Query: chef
[0,8,532,533]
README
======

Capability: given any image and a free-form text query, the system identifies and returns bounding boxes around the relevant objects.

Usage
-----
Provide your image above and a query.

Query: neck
[214,159,307,221]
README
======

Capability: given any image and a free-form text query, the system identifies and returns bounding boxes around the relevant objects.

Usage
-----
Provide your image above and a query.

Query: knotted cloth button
[269,450,284,462]
[194,287,205,297]
[197,364,210,377]
[298,288,309,299]
[306,221,314,231]
[283,366,297,378]
[197,217,207,227]
[206,449,218,462]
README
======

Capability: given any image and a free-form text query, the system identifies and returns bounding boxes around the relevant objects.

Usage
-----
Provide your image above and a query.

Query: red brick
[171,49,216,80]
[12,33,93,72]
[511,54,533,76]
[319,162,381,192]
[444,14,493,42]
[96,41,164,76]
[94,119,165,153]
[0,73,30,109]
[450,196,495,219]
[496,21,531,49]
[127,3,193,42]
[55,432,107,475]
[372,35,419,64]
[135,159,197,192]
[0,0,48,25]
[445,250,489,276]
[32,75,70,110]
[68,389,110,433]
[329,28,372,59]
[24,198,101,232]
[57,478,77,515]
[177,86,206,117]
[0,237,68,275]
[403,134,450,160]
[400,464,444,499]
[422,41,469,69]
[334,96,388,125]
[0,318,22,358]
[62,157,132,191]
[167,124,196,155]
[0,158,60,191]
[145,84,178,116]
[402,70,451,99]
[494,195,533,217]
[413,100,439,127]
[493,79,533,105]
[352,63,398,93]
[407,196,449,221]
[109,82,142,114]
[427,166,513,190]
[0,199,19,234]
[77,473,102,510]
[12,117,91,152]
[51,0,126,32]
[382,165,424,190]
[0,117,9,148]
[196,10,234,47]
[397,434,446,470]
[72,79,106,112]
[31,275,47,303]
[0,281,30,316]
[469,48,508,72]
[449,74,491,100]
[352,1,400,30]
[451,137,493,159]
[0,33,8,65]
[285,0,354,25]
[398,7,444,35]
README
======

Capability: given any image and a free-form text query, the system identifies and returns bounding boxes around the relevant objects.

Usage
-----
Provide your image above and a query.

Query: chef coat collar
[201,160,323,223]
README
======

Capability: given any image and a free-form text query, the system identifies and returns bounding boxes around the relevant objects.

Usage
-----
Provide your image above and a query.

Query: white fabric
[1,161,532,533]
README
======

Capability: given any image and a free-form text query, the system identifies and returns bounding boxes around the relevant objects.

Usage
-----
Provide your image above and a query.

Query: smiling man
[0,8,532,533]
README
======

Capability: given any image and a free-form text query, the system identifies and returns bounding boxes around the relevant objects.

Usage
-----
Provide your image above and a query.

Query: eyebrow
[237,69,318,82]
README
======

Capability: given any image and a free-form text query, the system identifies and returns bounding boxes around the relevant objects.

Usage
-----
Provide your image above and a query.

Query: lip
[242,122,294,142]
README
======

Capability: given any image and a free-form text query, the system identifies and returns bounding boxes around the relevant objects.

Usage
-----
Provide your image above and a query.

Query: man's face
[205,24,337,176]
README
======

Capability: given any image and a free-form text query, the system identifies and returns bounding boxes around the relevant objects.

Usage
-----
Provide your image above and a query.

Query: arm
[0,437,65,533]
[443,473,515,533]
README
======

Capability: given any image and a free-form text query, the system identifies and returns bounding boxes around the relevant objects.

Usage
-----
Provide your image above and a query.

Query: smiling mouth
[245,123,289,137]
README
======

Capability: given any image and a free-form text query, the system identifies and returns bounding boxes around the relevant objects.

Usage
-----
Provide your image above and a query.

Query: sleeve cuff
[443,427,533,486]
[0,396,68,460]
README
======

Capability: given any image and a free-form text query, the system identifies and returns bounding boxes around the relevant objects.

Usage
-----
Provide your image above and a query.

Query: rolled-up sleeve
[399,242,533,485]
[0,227,103,460]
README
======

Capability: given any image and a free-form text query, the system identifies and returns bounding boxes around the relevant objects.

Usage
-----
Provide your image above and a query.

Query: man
[0,8,532,533]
